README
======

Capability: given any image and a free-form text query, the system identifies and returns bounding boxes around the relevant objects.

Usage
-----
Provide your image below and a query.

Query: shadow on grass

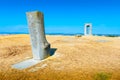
[50,48,57,56]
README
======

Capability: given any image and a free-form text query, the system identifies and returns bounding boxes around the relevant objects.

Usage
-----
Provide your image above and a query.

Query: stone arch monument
[84,23,92,36]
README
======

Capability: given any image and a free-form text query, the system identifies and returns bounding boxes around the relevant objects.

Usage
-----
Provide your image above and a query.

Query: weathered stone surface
[12,11,51,69]
[12,59,41,70]
[26,11,50,60]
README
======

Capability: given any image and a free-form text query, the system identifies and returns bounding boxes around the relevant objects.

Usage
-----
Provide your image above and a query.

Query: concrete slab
[12,59,41,70]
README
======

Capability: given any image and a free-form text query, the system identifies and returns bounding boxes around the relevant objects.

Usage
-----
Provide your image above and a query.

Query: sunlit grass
[0,35,120,80]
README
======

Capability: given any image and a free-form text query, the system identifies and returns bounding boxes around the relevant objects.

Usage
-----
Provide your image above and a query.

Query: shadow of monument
[50,48,57,56]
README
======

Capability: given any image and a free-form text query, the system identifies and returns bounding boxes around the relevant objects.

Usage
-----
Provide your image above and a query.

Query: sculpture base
[12,59,41,70]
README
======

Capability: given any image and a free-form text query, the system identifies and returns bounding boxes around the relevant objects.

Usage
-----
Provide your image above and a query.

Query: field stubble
[0,35,120,80]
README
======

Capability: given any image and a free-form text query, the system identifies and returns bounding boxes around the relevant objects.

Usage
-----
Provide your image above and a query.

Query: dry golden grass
[0,34,120,80]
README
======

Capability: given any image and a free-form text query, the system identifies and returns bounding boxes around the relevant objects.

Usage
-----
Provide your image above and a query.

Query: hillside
[0,35,120,80]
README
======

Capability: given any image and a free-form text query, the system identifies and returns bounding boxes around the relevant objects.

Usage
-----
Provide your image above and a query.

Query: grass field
[0,35,120,80]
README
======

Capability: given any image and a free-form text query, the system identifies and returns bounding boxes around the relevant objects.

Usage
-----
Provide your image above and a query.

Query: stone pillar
[26,11,50,60]
[84,25,87,35]
[89,24,92,35]
[12,11,51,70]
[84,23,92,36]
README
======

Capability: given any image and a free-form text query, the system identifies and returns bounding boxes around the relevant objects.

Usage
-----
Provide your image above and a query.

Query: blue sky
[0,0,120,34]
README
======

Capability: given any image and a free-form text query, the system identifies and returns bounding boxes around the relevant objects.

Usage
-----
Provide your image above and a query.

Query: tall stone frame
[84,23,92,36]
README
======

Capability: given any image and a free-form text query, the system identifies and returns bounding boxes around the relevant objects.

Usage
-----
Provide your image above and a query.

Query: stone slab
[12,59,41,70]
